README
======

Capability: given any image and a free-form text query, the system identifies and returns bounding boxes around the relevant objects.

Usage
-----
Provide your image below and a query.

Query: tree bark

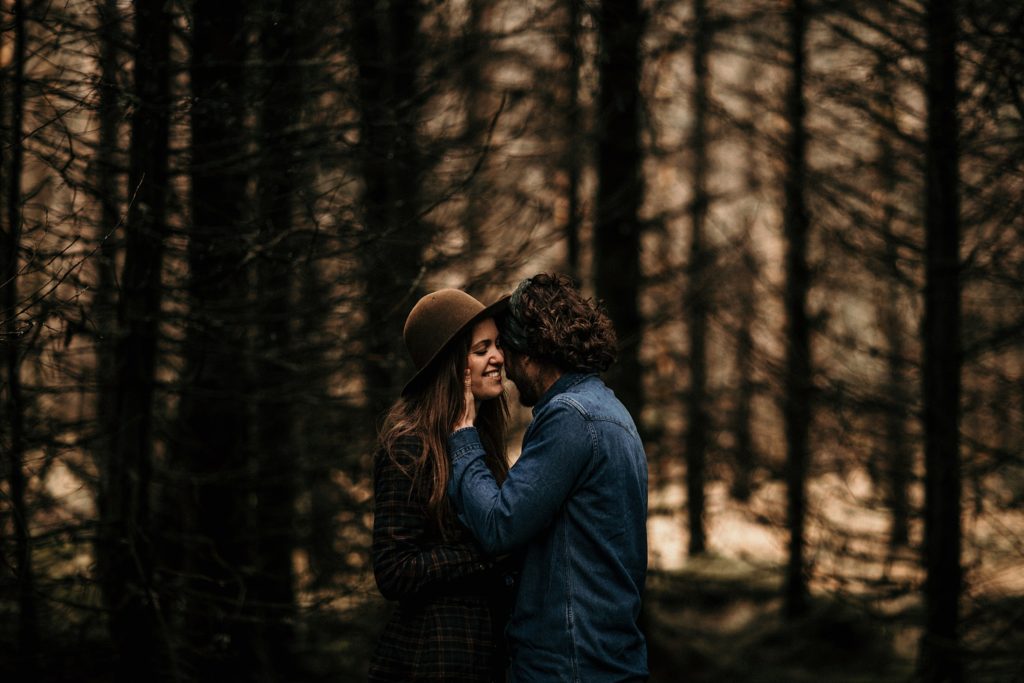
[97,0,173,679]
[250,0,304,675]
[685,0,711,557]
[460,1,491,263]
[782,0,812,619]
[562,0,584,282]
[594,0,644,422]
[1,0,38,673]
[94,0,122,454]
[352,0,429,421]
[873,40,911,550]
[182,0,255,678]
[730,244,758,503]
[919,0,963,679]
[879,286,911,549]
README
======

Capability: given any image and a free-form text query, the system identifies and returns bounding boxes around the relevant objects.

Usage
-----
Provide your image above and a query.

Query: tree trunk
[594,0,644,422]
[298,262,340,588]
[685,0,711,557]
[250,1,303,675]
[1,0,38,673]
[730,57,764,504]
[873,42,911,550]
[461,2,491,263]
[730,243,758,503]
[98,0,173,679]
[879,286,911,549]
[351,0,429,422]
[782,0,812,619]
[562,0,584,282]
[93,0,122,458]
[183,0,255,678]
[919,0,963,679]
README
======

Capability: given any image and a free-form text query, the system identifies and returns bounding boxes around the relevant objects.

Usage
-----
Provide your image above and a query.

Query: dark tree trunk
[182,0,255,678]
[94,0,122,454]
[685,0,711,557]
[730,58,764,504]
[352,0,430,422]
[872,41,911,550]
[879,286,911,549]
[299,261,340,588]
[782,0,812,619]
[562,0,584,282]
[919,0,963,679]
[594,0,644,421]
[0,0,38,674]
[730,243,758,503]
[250,1,303,675]
[97,0,173,679]
[461,2,490,261]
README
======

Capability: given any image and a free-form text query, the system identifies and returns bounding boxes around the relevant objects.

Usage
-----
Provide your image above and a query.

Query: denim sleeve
[447,400,591,555]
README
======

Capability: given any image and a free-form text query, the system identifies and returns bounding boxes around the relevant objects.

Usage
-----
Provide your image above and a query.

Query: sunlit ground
[644,465,1024,681]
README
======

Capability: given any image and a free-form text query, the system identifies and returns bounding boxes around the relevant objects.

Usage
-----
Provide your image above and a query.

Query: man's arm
[447,400,592,554]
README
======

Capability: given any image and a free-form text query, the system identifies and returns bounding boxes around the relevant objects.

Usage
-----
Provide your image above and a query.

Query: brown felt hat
[401,289,508,396]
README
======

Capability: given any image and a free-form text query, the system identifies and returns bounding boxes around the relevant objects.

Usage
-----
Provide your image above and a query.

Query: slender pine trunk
[563,0,583,282]
[730,244,758,503]
[919,0,963,679]
[183,1,255,678]
[352,0,429,421]
[99,0,174,678]
[685,0,711,556]
[251,1,303,675]
[782,0,812,619]
[594,0,644,422]
[873,46,911,550]
[1,0,38,673]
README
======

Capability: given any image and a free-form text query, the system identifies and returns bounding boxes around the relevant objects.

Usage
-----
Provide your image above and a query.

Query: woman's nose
[492,347,504,365]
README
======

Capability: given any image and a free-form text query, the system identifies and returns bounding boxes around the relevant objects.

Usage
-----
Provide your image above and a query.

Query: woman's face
[466,318,504,401]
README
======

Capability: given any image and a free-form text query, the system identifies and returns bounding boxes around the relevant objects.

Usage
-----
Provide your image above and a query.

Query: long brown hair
[379,328,509,537]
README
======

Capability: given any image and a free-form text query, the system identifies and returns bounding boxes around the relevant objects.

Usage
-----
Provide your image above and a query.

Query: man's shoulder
[555,375,640,435]
[556,374,617,413]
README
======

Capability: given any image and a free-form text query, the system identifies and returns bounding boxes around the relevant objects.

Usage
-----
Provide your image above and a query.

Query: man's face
[504,351,542,407]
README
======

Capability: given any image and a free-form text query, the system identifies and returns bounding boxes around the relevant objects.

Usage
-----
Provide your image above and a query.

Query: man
[448,273,649,682]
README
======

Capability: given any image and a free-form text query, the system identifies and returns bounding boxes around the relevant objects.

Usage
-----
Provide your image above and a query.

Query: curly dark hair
[501,272,617,372]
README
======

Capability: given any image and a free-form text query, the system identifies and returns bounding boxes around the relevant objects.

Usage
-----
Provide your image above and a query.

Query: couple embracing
[370,273,649,683]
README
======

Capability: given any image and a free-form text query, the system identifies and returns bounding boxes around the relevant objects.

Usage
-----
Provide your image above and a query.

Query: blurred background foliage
[0,0,1021,681]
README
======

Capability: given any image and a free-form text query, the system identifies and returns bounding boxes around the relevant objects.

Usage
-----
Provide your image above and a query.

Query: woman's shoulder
[375,433,424,469]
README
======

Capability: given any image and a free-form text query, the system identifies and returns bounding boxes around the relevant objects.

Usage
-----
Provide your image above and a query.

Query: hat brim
[400,295,510,397]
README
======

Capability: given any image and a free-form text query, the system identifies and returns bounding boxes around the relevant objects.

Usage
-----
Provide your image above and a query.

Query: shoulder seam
[552,394,590,420]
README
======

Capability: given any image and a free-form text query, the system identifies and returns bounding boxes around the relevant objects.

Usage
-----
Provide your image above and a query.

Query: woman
[369,288,514,683]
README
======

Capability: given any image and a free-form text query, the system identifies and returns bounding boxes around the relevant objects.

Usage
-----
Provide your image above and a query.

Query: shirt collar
[532,372,593,415]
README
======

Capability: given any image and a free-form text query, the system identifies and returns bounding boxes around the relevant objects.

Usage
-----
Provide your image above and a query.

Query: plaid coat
[369,437,514,682]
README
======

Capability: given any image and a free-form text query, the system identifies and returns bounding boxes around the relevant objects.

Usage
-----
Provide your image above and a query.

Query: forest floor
[5,556,1022,682]
[642,554,1024,683]
[325,552,1023,682]
[9,465,1024,681]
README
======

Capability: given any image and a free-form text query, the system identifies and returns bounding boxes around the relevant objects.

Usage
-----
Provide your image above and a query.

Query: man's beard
[507,356,542,407]
[516,378,541,407]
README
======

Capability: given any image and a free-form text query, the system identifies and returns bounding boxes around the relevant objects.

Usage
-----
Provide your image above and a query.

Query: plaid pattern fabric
[370,438,510,682]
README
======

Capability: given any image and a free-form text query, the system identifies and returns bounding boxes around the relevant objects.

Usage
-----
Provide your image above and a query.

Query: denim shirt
[448,373,649,682]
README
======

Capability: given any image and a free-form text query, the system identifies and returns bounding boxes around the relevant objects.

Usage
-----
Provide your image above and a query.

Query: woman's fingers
[452,368,476,431]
